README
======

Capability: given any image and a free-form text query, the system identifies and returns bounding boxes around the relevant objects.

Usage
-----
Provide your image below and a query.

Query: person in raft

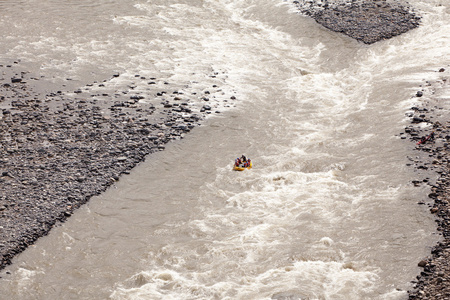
[235,155,251,167]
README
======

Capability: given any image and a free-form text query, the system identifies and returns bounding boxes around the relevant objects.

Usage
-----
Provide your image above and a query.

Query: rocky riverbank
[401,67,450,299]
[293,0,421,44]
[0,61,235,271]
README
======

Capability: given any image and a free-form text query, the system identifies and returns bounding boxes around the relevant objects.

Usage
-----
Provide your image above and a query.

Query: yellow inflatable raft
[233,161,252,171]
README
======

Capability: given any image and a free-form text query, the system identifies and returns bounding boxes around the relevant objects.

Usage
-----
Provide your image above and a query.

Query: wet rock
[417,260,427,268]
[412,116,425,123]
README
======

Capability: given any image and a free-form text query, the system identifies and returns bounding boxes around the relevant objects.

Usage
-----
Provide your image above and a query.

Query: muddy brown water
[0,0,449,299]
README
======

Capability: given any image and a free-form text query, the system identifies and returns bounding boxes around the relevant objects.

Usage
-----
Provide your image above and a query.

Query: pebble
[418,260,427,268]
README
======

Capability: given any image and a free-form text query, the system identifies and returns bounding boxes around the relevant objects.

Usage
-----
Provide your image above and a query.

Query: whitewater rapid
[0,0,449,299]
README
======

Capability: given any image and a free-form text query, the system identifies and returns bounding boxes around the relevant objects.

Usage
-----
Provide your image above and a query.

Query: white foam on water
[109,1,448,298]
[111,261,381,299]
[0,0,448,299]
[109,156,403,299]
[3,267,45,298]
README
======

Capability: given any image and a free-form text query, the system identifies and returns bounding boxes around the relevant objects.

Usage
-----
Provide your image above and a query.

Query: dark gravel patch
[293,0,421,44]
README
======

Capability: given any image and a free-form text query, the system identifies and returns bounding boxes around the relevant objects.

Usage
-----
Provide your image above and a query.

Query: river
[0,0,449,299]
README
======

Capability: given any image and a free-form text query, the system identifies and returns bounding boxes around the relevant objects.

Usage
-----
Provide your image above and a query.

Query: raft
[233,161,252,171]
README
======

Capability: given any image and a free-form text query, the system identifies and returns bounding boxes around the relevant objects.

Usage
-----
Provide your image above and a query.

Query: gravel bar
[0,61,233,271]
[293,0,421,44]
[401,67,450,299]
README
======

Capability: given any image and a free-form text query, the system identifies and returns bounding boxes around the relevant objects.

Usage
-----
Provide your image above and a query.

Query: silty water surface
[0,0,449,299]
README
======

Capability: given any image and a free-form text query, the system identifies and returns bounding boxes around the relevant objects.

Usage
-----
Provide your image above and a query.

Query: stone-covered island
[293,0,421,44]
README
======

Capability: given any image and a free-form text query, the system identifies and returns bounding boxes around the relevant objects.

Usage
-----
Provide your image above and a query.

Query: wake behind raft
[233,155,252,171]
